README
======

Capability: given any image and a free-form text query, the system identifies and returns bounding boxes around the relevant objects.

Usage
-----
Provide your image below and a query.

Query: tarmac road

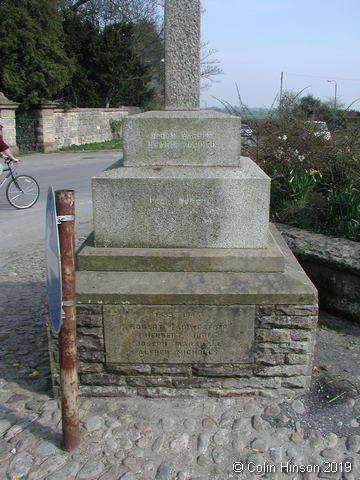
[0,150,121,258]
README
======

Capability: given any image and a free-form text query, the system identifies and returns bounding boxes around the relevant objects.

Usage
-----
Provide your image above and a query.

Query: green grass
[58,139,122,152]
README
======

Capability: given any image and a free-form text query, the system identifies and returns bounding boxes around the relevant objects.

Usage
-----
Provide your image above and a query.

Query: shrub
[109,118,123,139]
[238,92,360,241]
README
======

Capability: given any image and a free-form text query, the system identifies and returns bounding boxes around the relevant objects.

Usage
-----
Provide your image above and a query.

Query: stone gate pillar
[33,102,58,152]
[0,92,20,153]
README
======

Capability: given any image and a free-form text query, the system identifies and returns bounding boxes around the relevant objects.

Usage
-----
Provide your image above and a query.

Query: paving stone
[119,473,136,480]
[170,433,190,452]
[123,456,142,470]
[264,405,281,417]
[232,438,245,451]
[309,430,324,450]
[82,414,103,432]
[159,417,176,431]
[7,451,34,478]
[290,431,305,445]
[291,399,306,414]
[212,446,226,464]
[197,433,210,454]
[324,433,338,448]
[33,440,60,457]
[251,437,268,452]
[98,466,119,480]
[251,415,268,432]
[346,435,360,452]
[25,399,45,411]
[213,429,229,446]
[320,447,340,459]
[152,436,164,453]
[113,431,133,450]
[202,417,217,429]
[246,452,266,466]
[197,454,211,467]
[135,436,148,448]
[131,447,145,458]
[183,418,197,430]
[27,454,67,479]
[269,446,283,462]
[155,461,174,480]
[105,438,119,451]
[176,472,187,480]
[0,419,11,436]
[77,459,105,479]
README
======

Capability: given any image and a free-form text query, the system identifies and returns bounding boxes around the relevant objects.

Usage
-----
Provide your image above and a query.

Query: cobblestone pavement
[0,221,359,480]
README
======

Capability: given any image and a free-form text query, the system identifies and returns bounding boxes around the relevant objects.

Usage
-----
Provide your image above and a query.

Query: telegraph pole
[280,72,284,108]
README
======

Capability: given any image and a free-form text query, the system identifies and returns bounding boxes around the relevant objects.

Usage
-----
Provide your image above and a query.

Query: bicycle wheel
[6,175,40,209]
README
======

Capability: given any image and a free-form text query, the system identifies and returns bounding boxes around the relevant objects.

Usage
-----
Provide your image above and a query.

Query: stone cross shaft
[165,0,201,110]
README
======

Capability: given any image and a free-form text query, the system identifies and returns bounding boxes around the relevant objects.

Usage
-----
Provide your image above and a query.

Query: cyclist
[0,123,19,163]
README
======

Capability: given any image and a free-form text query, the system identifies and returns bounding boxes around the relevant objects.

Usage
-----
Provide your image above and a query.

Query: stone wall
[53,107,140,148]
[48,303,318,399]
[0,92,19,153]
[277,224,360,323]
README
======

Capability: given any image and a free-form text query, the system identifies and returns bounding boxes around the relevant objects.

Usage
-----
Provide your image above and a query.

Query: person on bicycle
[0,124,19,163]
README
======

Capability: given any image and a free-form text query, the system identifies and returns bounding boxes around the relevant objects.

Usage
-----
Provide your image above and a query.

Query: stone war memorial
[49,0,318,399]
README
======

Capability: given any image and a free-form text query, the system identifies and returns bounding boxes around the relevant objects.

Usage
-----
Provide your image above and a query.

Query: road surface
[0,151,121,264]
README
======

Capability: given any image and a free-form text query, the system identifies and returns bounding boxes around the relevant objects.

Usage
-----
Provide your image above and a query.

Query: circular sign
[45,185,63,333]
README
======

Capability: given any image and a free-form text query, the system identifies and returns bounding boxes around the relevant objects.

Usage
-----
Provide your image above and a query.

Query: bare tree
[60,0,161,25]
[200,41,223,89]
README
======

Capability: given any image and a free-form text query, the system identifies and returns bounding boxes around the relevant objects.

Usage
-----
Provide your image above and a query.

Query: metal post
[55,189,80,451]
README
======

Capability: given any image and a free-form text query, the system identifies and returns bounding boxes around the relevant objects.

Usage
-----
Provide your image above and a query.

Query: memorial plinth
[92,158,270,249]
[122,110,242,166]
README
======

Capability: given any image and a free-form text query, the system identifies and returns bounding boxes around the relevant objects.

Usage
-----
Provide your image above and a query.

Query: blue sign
[45,186,63,333]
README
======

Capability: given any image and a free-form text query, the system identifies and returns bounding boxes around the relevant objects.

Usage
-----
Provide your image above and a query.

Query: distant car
[304,121,331,140]
[241,123,253,137]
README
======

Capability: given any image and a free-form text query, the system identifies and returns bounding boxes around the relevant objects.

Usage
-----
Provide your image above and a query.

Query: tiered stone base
[48,226,318,399]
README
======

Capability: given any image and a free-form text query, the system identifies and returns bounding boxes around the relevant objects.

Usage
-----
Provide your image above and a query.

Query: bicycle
[0,156,40,209]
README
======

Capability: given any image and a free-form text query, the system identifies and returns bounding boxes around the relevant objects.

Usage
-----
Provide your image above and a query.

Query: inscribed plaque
[104,305,255,364]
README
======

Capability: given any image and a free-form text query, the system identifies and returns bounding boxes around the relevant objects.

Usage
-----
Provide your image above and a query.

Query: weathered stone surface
[275,304,319,316]
[76,269,317,308]
[256,364,310,377]
[82,414,104,432]
[106,364,152,375]
[257,315,317,329]
[286,354,309,365]
[164,0,200,110]
[81,373,127,386]
[7,452,34,479]
[103,305,255,364]
[278,223,360,322]
[77,305,103,327]
[222,377,281,389]
[122,111,241,166]
[126,376,174,388]
[281,376,311,389]
[79,385,136,397]
[92,158,270,249]
[256,328,292,343]
[255,353,285,365]
[192,365,253,377]
[77,234,284,273]
[151,366,192,375]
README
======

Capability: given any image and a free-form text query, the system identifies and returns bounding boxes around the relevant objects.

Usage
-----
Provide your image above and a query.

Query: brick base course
[48,303,317,399]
